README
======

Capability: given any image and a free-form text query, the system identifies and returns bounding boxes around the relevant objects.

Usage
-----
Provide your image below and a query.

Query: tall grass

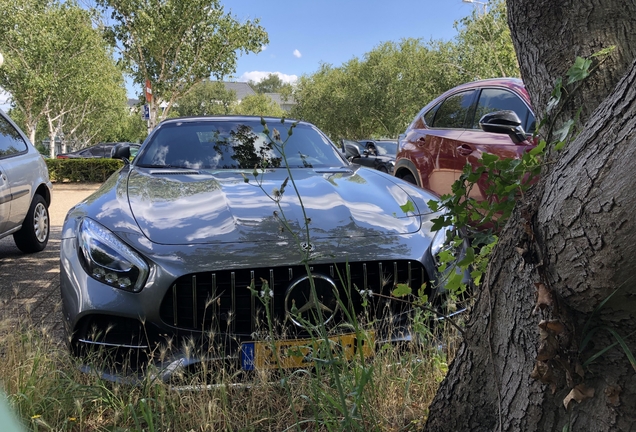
[0,314,456,431]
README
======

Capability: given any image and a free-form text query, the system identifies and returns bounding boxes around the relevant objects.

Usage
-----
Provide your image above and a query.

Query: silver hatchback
[0,109,52,253]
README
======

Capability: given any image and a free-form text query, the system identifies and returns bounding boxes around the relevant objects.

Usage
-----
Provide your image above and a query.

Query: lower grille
[159,260,427,336]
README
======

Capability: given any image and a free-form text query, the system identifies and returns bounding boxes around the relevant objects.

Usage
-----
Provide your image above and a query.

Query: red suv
[394,78,535,200]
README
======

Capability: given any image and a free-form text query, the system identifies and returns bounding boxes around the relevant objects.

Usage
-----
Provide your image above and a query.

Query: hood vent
[149,170,200,176]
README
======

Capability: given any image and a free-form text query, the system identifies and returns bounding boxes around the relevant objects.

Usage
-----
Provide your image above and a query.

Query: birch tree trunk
[424,1,636,430]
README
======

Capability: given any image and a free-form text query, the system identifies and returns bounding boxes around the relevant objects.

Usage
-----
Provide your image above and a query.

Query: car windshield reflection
[136,119,346,170]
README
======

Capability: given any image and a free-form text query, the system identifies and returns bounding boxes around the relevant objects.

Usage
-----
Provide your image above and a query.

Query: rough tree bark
[424,1,636,431]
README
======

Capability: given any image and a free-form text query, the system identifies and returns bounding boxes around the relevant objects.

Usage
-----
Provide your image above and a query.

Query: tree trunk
[424,1,636,431]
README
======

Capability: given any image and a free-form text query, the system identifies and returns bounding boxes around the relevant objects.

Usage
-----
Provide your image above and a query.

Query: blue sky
[223,0,479,86]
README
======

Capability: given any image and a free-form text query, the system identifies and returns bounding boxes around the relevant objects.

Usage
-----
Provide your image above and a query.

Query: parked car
[394,78,536,201]
[56,142,138,159]
[0,110,52,253]
[343,139,397,173]
[60,115,458,381]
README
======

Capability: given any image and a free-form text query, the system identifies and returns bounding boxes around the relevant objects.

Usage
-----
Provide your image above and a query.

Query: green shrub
[46,159,124,183]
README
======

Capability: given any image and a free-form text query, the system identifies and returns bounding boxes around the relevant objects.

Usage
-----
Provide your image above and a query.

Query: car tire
[378,166,388,173]
[401,173,417,185]
[13,194,50,253]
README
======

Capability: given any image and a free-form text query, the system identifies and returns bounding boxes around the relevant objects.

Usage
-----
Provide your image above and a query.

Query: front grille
[159,260,428,336]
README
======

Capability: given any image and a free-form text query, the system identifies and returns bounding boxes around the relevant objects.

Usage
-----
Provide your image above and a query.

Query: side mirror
[479,110,528,144]
[340,138,346,154]
[111,142,131,162]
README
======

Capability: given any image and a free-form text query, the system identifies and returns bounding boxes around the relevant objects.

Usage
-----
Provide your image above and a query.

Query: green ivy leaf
[400,200,416,214]
[457,246,475,267]
[567,56,592,84]
[555,119,575,142]
[481,153,499,165]
[392,283,412,298]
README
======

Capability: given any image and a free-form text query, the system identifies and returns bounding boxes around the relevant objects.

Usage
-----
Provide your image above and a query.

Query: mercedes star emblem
[285,274,339,328]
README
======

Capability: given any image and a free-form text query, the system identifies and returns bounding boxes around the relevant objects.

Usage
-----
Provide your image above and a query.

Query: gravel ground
[0,183,101,341]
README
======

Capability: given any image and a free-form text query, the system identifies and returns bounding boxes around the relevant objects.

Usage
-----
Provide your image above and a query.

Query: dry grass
[0,314,458,432]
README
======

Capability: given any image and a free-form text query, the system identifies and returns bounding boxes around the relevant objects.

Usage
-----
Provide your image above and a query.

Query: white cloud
[293,49,302,58]
[261,45,267,51]
[238,71,298,84]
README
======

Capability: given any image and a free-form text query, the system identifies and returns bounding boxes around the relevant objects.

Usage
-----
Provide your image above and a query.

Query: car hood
[125,167,427,245]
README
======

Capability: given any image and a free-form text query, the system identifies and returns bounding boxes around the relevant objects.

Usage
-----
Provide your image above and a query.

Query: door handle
[457,145,473,156]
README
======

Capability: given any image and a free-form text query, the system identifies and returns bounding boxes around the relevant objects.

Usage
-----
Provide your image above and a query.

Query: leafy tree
[0,0,129,157]
[98,0,268,129]
[249,73,293,95]
[452,0,519,80]
[100,111,148,144]
[175,81,236,116]
[232,93,285,117]
[425,1,636,430]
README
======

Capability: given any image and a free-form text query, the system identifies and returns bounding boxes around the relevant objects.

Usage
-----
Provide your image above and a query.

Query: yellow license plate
[240,331,375,370]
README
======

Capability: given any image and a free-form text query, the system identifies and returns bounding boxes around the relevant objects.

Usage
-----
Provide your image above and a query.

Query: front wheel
[13,194,50,253]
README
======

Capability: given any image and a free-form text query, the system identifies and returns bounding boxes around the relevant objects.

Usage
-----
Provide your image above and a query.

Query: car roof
[436,77,529,104]
[158,115,309,127]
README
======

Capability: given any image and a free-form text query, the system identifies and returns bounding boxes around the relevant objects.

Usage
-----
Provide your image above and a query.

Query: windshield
[136,119,346,169]
[372,141,397,156]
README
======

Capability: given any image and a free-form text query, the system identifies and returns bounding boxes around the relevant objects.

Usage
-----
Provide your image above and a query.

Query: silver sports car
[60,116,453,381]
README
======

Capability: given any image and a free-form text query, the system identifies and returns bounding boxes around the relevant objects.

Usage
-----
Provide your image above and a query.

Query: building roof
[222,82,256,101]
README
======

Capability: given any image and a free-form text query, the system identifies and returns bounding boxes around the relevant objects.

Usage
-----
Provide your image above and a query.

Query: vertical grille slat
[172,284,178,326]
[269,269,275,317]
[211,273,217,331]
[363,263,368,290]
[160,260,428,334]
[250,270,256,333]
[393,262,398,288]
[231,272,236,334]
[192,275,198,329]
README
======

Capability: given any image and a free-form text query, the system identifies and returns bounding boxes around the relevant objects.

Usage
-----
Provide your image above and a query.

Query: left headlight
[77,218,149,292]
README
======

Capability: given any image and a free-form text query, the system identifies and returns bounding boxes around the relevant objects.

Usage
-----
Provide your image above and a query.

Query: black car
[56,142,138,159]
[343,139,397,173]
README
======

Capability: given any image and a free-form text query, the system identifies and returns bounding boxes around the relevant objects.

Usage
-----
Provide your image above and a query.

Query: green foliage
[104,111,148,144]
[98,0,268,128]
[46,159,123,183]
[452,0,520,80]
[0,0,129,155]
[232,93,286,117]
[249,73,293,95]
[175,81,236,116]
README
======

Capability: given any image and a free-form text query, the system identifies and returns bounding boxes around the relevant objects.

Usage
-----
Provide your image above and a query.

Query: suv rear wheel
[401,173,417,185]
[13,194,50,253]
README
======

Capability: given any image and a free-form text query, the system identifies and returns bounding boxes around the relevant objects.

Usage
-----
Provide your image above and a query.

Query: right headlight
[77,218,149,292]
[430,225,454,266]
